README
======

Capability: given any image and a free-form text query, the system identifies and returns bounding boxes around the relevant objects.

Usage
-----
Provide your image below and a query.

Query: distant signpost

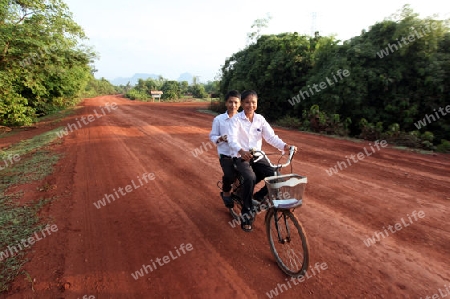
[150,91,163,102]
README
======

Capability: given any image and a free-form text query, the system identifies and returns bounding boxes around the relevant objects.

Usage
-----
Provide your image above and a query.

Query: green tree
[203,80,220,94]
[179,80,189,95]
[161,80,181,100]
[0,0,96,125]
[190,84,207,98]
[82,76,116,98]
[221,32,334,120]
[247,13,272,45]
[219,5,450,149]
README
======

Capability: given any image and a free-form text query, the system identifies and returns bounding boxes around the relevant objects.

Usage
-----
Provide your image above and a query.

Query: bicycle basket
[264,174,307,209]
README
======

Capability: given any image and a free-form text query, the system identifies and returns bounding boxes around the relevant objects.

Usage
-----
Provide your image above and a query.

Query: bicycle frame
[252,147,301,245]
[217,147,309,277]
[220,147,296,221]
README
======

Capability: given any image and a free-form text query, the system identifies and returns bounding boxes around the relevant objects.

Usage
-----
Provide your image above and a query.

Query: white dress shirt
[228,111,286,157]
[209,111,234,156]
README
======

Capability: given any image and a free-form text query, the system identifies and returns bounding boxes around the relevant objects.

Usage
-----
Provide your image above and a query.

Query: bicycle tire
[265,208,309,277]
[229,175,244,221]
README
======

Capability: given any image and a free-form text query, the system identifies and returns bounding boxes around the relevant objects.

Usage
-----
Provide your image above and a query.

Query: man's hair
[225,90,241,101]
[241,90,258,101]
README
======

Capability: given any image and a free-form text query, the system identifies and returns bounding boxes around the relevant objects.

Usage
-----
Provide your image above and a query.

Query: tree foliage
[219,5,450,151]
[82,75,117,98]
[0,0,97,125]
[122,76,211,101]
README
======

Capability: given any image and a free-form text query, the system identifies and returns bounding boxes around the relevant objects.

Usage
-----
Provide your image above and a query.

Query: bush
[125,89,149,101]
[421,131,434,142]
[436,139,450,153]
[191,85,208,98]
[276,116,301,129]
[209,100,226,114]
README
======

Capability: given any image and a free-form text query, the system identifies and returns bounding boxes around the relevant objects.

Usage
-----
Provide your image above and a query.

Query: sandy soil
[1,95,449,299]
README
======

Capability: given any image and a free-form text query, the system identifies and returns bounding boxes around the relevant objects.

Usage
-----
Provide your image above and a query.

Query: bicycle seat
[272,198,303,209]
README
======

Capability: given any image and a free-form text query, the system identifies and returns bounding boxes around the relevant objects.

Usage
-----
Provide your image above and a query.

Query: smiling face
[242,94,257,116]
[225,96,240,116]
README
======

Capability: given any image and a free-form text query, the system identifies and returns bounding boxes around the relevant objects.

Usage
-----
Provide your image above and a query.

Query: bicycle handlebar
[250,146,296,169]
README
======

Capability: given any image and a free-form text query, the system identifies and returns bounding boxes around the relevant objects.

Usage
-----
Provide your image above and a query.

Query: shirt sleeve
[209,116,221,144]
[227,116,241,156]
[261,117,286,152]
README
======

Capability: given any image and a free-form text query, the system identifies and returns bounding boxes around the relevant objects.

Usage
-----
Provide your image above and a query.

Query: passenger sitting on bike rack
[209,90,241,209]
[228,90,297,232]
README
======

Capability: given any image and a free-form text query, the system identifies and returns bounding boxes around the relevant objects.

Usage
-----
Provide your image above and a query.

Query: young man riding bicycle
[228,90,297,232]
[209,90,241,209]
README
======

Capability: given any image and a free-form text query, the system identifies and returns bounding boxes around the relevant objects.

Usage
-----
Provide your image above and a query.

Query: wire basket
[264,174,307,209]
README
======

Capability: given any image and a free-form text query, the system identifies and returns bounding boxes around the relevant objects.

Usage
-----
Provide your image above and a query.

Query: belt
[219,154,232,159]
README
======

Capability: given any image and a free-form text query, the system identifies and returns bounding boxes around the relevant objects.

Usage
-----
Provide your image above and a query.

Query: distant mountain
[110,72,196,86]
[177,72,193,83]
[110,73,160,86]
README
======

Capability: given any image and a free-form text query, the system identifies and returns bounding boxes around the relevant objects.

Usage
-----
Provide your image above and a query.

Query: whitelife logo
[131,243,194,280]
[326,140,388,176]
[93,173,155,209]
[376,22,438,58]
[0,154,20,171]
[414,105,450,129]
[0,224,58,262]
[56,102,118,138]
[288,69,350,106]
[363,210,425,247]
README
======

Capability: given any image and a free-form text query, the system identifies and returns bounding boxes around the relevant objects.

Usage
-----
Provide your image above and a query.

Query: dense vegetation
[218,6,450,152]
[121,76,219,101]
[2,2,448,152]
[0,0,116,126]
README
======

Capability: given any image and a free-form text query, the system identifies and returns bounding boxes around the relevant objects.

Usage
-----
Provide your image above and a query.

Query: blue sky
[63,0,450,83]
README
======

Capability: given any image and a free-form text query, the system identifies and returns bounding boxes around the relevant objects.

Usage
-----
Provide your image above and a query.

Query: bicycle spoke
[266,209,309,277]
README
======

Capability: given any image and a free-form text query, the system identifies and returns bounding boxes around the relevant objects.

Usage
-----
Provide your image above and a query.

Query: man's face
[226,96,240,113]
[242,95,257,114]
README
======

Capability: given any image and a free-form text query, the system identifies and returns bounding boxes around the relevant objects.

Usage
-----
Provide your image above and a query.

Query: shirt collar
[239,111,256,121]
[238,111,247,119]
[222,111,232,119]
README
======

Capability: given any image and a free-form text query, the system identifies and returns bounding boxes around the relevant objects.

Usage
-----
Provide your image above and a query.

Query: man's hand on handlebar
[239,149,253,161]
[284,144,297,154]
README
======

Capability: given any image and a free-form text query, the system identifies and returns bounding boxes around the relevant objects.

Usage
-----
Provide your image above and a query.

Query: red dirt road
[1,95,449,299]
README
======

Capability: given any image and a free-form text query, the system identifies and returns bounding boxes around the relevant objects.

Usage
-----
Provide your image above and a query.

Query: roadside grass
[196,109,219,116]
[0,127,63,293]
[163,97,213,103]
[0,107,77,140]
[37,106,78,126]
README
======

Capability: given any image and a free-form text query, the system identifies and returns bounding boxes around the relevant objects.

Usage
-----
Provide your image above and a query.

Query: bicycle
[216,147,309,277]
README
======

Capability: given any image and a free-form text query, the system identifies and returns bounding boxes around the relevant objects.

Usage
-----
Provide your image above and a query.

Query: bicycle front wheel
[265,209,309,277]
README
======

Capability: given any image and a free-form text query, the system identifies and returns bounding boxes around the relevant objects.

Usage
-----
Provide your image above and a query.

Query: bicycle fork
[273,209,292,244]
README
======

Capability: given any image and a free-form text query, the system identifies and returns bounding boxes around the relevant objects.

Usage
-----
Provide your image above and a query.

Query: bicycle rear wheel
[265,208,309,277]
[229,175,244,220]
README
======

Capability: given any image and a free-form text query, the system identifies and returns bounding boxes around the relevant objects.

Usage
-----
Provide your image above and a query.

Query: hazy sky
[63,0,449,82]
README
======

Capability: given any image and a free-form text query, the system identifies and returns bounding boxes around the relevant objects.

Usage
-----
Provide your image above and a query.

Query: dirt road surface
[1,95,449,299]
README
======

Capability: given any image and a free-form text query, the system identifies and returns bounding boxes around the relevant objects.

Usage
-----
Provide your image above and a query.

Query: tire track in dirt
[3,95,449,299]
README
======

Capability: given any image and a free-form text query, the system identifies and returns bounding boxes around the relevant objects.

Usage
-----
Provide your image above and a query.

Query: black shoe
[220,192,234,208]
[240,213,254,232]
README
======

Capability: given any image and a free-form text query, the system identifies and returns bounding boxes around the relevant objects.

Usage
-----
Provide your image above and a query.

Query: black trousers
[219,156,235,193]
[234,157,276,215]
